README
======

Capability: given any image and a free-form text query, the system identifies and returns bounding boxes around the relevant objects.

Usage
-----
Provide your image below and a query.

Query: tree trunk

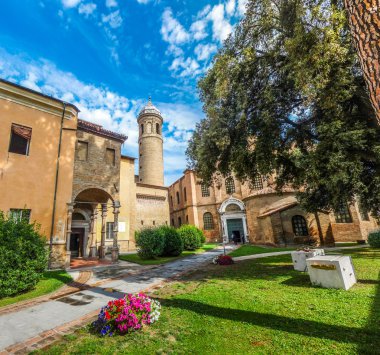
[344,0,380,124]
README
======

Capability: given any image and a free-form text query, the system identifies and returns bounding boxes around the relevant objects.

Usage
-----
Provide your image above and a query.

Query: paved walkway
[0,246,234,353]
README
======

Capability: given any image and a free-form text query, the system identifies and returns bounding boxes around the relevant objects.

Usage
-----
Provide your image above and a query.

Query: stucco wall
[0,94,77,258]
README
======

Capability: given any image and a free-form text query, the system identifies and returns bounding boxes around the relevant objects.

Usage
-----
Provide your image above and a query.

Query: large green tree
[187,0,380,216]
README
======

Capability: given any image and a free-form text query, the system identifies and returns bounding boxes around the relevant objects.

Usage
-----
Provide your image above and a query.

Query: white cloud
[169,57,201,78]
[208,4,233,42]
[0,49,200,185]
[106,0,118,7]
[226,0,236,16]
[102,10,123,29]
[161,8,190,45]
[194,43,217,61]
[78,3,97,17]
[237,0,248,16]
[190,19,208,41]
[166,44,184,57]
[61,0,81,8]
[136,0,150,3]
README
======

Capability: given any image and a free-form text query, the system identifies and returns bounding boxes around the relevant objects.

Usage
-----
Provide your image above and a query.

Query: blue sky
[0,0,247,185]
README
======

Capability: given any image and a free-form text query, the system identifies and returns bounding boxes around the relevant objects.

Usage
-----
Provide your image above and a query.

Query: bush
[178,225,202,251]
[197,228,206,244]
[135,228,165,259]
[0,213,48,298]
[368,231,380,248]
[157,226,183,257]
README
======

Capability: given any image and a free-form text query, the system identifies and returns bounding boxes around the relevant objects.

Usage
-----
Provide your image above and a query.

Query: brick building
[168,170,379,245]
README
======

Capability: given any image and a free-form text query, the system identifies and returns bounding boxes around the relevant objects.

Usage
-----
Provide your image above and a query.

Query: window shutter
[12,124,32,140]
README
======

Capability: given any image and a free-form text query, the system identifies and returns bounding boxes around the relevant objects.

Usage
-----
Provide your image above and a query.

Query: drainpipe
[48,103,66,270]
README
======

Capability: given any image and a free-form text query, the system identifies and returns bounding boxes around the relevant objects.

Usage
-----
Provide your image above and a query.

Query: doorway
[226,218,245,243]
[70,228,85,257]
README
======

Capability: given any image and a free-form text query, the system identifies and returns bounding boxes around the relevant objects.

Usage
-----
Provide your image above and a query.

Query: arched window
[184,187,187,201]
[201,183,210,197]
[334,202,353,223]
[292,215,308,236]
[225,177,235,194]
[186,215,189,223]
[141,124,144,134]
[171,218,174,226]
[156,123,160,135]
[176,191,180,204]
[203,212,214,230]
[170,196,173,206]
[252,175,263,190]
[178,217,182,226]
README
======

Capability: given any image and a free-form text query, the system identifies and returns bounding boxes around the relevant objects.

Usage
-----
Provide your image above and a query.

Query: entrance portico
[219,197,248,243]
[65,188,120,268]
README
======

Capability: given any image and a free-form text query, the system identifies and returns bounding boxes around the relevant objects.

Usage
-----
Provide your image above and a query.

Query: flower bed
[92,293,161,336]
[213,255,234,265]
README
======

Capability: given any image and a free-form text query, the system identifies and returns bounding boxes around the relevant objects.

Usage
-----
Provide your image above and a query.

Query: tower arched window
[225,177,235,194]
[184,187,187,202]
[178,216,182,226]
[176,191,180,204]
[292,215,308,236]
[156,123,160,135]
[141,124,144,134]
[203,212,214,230]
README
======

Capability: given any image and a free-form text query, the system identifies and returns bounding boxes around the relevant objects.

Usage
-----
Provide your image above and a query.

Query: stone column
[111,201,120,263]
[65,203,74,268]
[99,203,107,259]
[90,204,98,258]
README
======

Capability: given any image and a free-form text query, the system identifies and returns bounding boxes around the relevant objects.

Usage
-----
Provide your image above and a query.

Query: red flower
[105,311,111,320]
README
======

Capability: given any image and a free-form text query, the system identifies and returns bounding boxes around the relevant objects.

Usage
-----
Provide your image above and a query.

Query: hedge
[178,225,203,251]
[0,213,48,298]
[157,226,183,256]
[368,231,380,248]
[135,228,165,259]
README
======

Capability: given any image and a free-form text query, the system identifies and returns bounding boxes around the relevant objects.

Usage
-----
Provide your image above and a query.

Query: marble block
[291,249,325,272]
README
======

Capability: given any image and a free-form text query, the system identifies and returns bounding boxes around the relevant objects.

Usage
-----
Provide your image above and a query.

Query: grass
[42,248,380,354]
[0,270,72,308]
[119,243,219,265]
[228,244,295,257]
[334,242,363,247]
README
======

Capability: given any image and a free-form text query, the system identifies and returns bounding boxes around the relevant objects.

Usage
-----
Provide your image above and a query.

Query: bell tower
[137,98,164,186]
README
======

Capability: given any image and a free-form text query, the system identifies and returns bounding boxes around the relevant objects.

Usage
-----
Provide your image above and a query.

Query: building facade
[0,79,169,268]
[169,170,379,245]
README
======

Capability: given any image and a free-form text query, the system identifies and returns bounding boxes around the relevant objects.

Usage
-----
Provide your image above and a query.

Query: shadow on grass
[44,270,73,284]
[158,297,379,351]
[358,271,380,353]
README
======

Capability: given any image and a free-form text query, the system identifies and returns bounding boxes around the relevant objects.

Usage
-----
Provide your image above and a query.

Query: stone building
[169,170,379,245]
[0,78,169,268]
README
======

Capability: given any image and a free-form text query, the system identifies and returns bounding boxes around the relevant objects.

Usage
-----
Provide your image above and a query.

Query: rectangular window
[106,148,116,166]
[9,209,31,223]
[201,184,210,197]
[9,124,32,155]
[252,175,264,190]
[76,141,88,161]
[106,222,114,239]
[334,203,353,223]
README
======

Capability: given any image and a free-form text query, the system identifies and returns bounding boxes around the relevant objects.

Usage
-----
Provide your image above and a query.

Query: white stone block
[306,255,356,290]
[291,249,325,272]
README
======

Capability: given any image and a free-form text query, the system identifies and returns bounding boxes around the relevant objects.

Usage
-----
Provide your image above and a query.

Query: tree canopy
[187,0,380,216]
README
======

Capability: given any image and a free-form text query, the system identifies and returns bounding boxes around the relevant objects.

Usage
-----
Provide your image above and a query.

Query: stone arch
[73,187,114,204]
[219,197,245,214]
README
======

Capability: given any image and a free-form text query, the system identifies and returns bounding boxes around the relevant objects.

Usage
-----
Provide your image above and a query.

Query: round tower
[137,98,164,186]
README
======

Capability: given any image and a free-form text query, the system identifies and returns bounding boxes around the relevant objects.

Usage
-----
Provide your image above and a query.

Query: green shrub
[157,226,183,256]
[178,225,202,251]
[0,213,48,298]
[197,227,206,244]
[135,228,165,259]
[368,231,380,248]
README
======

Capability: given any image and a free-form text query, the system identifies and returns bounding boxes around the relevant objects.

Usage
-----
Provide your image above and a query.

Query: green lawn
[334,242,364,247]
[119,243,219,265]
[42,248,379,354]
[229,244,295,257]
[0,270,72,308]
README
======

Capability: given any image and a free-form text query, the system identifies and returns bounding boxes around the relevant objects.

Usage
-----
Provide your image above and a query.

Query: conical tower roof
[138,97,161,117]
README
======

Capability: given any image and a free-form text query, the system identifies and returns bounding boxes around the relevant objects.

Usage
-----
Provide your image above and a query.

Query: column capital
[67,202,75,214]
